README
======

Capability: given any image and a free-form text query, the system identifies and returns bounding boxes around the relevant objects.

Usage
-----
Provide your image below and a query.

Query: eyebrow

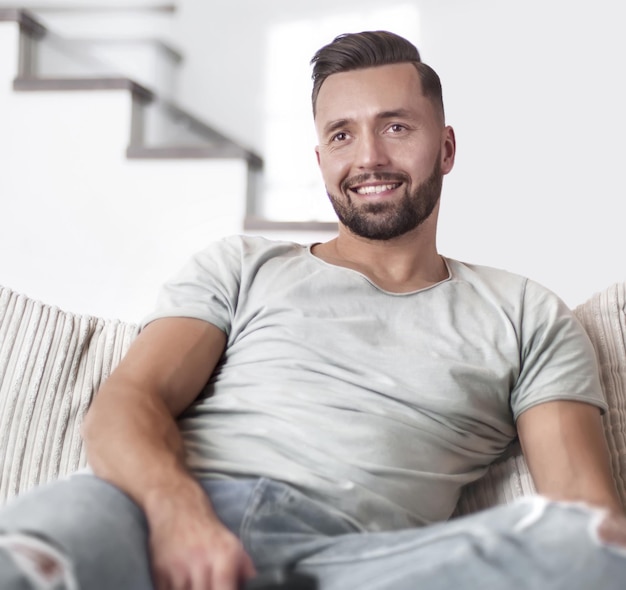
[323,119,350,137]
[322,109,416,136]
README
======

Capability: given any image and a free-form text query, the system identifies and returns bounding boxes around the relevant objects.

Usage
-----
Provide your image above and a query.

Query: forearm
[518,400,624,516]
[79,319,254,587]
[82,375,256,587]
[81,374,220,526]
[536,463,622,515]
[537,451,623,515]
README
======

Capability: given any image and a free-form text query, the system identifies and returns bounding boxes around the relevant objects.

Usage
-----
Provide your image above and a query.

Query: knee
[597,513,626,549]
[0,533,78,589]
[516,496,626,554]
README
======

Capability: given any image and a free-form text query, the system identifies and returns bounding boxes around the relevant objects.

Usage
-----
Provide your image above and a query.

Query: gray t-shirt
[142,235,606,532]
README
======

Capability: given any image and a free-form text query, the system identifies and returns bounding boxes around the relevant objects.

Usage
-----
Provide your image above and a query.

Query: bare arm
[82,317,255,590]
[517,400,623,514]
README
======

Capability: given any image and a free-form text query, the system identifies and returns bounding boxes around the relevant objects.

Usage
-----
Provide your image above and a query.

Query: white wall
[174,0,626,307]
[420,0,626,307]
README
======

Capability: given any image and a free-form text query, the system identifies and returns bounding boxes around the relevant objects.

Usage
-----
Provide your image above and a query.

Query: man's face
[314,63,455,240]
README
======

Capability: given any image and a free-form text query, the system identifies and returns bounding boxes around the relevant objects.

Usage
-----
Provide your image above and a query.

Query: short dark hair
[310,30,444,122]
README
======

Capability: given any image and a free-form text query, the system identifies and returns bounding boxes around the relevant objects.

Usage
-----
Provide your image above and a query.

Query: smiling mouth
[351,183,401,195]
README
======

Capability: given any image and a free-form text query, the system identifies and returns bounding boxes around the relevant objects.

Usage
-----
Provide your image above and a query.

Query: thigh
[0,473,152,590]
[294,497,626,590]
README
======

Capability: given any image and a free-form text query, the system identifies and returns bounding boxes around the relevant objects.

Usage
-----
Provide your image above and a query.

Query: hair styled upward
[310,30,444,122]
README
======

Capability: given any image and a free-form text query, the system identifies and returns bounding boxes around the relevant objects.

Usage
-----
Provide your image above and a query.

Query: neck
[312,215,447,293]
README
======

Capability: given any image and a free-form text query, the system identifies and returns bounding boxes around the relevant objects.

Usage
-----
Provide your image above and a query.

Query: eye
[387,124,407,134]
[331,132,349,142]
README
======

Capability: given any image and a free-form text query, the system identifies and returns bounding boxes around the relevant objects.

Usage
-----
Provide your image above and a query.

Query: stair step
[3,8,260,163]
[13,75,152,99]
[12,73,262,167]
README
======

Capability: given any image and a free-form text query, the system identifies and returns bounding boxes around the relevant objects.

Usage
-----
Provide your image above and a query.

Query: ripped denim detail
[0,533,78,590]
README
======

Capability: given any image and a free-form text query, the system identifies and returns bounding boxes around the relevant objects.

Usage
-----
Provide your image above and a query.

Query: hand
[151,517,256,590]
[146,485,256,590]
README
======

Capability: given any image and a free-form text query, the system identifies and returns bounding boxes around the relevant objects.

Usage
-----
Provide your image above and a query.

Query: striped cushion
[0,286,137,504]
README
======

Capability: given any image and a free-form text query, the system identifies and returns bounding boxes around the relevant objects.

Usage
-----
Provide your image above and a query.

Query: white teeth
[354,183,399,195]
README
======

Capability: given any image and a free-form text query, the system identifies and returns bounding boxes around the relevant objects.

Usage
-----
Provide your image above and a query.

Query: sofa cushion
[0,286,138,505]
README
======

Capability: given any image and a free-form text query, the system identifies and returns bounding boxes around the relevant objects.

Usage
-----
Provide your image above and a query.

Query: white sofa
[0,283,625,516]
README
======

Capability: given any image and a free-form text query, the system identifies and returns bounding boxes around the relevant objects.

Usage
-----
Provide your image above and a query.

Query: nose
[354,132,390,169]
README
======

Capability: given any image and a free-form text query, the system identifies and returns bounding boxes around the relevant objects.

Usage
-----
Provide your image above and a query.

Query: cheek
[402,153,439,182]
[318,152,349,186]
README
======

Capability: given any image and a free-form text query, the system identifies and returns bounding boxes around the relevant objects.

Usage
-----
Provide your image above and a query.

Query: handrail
[0,8,45,37]
[2,8,262,168]
[4,3,176,13]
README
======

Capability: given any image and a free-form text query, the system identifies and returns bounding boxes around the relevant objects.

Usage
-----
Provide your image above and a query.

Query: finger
[240,552,257,579]
[189,561,213,590]
[155,561,190,590]
[212,560,240,590]
[153,565,172,590]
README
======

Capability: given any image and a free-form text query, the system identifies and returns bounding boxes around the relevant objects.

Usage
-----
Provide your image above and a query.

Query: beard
[326,155,443,241]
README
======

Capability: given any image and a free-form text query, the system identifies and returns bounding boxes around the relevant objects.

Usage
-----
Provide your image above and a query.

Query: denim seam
[239,478,271,552]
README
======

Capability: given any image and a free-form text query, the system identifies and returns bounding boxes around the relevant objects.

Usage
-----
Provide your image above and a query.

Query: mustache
[341,172,409,192]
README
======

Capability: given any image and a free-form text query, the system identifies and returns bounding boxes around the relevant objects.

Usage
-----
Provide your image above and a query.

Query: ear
[315,145,321,166]
[441,126,456,175]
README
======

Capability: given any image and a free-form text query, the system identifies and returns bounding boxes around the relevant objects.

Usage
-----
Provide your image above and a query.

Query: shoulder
[444,258,581,346]
[446,258,527,287]
[141,236,309,331]
[177,235,307,278]
[444,258,529,310]
[445,258,564,310]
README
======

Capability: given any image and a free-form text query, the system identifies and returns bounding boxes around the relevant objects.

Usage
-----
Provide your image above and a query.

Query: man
[1,30,625,590]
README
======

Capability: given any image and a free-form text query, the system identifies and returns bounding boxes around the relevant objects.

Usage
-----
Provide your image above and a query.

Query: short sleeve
[140,236,244,335]
[510,279,607,420]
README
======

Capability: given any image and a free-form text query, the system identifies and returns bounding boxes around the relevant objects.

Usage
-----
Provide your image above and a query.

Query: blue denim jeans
[0,474,625,589]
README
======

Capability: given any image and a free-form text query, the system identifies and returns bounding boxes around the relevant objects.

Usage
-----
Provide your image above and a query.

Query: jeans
[0,473,625,589]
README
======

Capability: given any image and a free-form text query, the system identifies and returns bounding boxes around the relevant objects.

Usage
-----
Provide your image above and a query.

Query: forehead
[314,63,428,124]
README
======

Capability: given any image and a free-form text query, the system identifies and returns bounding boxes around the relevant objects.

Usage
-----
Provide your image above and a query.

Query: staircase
[0,8,263,322]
